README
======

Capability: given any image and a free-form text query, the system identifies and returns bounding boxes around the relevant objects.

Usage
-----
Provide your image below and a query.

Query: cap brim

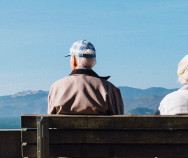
[65,55,71,57]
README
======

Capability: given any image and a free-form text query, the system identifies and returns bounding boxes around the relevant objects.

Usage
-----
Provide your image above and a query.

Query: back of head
[74,49,96,68]
[177,55,188,85]
[68,40,96,69]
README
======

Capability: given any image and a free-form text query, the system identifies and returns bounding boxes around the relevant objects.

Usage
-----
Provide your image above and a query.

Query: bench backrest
[21,114,188,158]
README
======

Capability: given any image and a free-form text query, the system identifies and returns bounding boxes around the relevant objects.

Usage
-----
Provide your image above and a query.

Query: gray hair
[72,49,96,68]
[177,55,188,85]
[178,76,188,85]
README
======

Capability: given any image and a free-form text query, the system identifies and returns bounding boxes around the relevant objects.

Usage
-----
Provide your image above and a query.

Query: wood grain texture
[22,129,188,144]
[21,114,188,158]
[22,144,188,158]
[21,114,188,129]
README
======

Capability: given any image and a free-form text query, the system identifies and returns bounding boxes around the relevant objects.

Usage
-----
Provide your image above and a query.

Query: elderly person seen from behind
[48,40,124,115]
[156,55,188,115]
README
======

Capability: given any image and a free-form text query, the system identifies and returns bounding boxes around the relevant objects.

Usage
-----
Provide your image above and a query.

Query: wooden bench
[21,114,188,158]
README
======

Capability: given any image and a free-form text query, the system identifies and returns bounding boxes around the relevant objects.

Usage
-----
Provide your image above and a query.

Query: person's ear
[73,56,77,67]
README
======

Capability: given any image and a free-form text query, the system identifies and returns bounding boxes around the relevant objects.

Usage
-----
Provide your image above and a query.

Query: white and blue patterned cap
[65,40,96,58]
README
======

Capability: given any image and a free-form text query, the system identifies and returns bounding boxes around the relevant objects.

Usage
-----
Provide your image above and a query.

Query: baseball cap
[65,40,96,58]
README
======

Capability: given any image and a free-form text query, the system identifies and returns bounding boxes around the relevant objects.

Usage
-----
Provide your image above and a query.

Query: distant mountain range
[0,87,178,117]
[0,90,48,117]
[118,87,178,115]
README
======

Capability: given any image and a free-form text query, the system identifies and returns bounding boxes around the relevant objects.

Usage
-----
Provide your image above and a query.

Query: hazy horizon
[0,86,179,97]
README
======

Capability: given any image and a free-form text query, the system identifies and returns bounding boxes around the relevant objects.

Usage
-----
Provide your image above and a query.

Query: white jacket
[158,88,188,115]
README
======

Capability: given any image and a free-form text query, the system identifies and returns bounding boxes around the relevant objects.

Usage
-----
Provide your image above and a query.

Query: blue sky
[0,0,188,96]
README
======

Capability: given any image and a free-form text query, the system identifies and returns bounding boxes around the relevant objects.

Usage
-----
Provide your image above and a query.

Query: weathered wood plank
[22,129,188,144]
[21,114,188,157]
[22,144,188,158]
[22,129,37,144]
[49,116,188,129]
[21,115,37,128]
[22,143,36,157]
[21,114,188,129]
[37,117,49,158]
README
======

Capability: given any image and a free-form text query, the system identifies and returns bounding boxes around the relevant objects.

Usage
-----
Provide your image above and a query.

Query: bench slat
[21,114,188,158]
[22,129,188,144]
[22,143,188,158]
[21,114,188,129]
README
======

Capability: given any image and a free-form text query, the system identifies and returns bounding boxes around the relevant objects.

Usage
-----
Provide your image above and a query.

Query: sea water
[0,117,20,129]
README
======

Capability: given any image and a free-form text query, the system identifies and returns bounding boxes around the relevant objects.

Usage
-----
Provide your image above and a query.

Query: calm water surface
[0,117,20,129]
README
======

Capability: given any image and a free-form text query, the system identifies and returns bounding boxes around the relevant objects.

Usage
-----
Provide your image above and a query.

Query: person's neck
[76,67,91,70]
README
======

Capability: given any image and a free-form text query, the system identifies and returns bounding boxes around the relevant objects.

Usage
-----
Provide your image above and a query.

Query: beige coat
[48,69,124,115]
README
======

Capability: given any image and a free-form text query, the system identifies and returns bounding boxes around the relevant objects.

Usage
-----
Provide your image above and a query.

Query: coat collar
[179,85,188,90]
[70,69,110,81]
